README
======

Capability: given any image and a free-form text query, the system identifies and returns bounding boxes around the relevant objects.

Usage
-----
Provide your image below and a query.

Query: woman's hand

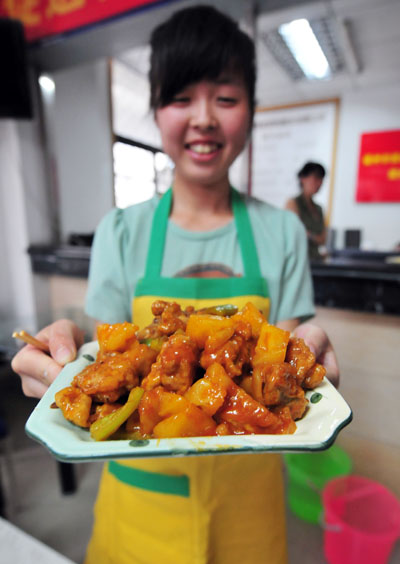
[11,319,85,399]
[292,323,340,388]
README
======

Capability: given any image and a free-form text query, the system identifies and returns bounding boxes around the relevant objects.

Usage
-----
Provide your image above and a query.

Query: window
[113,137,174,208]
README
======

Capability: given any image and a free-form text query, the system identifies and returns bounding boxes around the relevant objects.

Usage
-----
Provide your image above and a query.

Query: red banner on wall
[0,0,162,42]
[356,129,400,203]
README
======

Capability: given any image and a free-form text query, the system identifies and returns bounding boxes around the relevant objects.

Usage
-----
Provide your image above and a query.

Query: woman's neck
[302,192,315,206]
[169,176,233,231]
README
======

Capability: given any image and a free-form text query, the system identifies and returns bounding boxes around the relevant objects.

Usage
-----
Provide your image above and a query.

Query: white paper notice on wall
[251,100,339,214]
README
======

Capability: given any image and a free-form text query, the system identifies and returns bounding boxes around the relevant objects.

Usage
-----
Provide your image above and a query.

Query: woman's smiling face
[155,77,251,189]
[301,174,324,197]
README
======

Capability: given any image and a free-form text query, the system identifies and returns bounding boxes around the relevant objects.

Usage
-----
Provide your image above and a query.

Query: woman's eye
[171,96,190,105]
[218,97,237,105]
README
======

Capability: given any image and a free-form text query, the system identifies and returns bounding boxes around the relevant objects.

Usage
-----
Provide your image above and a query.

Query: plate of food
[25,301,352,462]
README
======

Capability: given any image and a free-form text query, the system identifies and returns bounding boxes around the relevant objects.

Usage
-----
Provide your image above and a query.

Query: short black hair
[149,6,256,115]
[297,162,326,179]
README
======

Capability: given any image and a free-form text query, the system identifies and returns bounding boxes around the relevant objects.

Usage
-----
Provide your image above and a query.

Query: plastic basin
[323,475,400,564]
[284,445,352,523]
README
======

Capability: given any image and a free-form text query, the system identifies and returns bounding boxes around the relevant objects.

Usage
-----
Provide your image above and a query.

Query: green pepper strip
[199,304,238,316]
[90,387,144,441]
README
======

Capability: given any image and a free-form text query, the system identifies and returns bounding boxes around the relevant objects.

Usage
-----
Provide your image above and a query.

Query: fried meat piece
[285,338,316,385]
[123,341,158,379]
[73,353,139,403]
[141,333,199,394]
[303,363,326,389]
[200,329,253,378]
[136,301,192,341]
[200,335,247,377]
[285,337,326,389]
[55,386,92,428]
[252,362,308,420]
[285,396,308,420]
[217,378,280,432]
[270,406,298,434]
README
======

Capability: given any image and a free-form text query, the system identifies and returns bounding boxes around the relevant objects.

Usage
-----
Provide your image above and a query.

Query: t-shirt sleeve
[85,208,131,323]
[276,213,315,323]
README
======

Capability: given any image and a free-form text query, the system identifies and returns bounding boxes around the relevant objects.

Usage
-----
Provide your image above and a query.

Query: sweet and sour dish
[54,301,326,441]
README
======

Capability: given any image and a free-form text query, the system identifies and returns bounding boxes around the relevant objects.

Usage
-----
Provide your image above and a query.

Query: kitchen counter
[311,251,400,314]
[28,245,91,278]
[27,245,400,314]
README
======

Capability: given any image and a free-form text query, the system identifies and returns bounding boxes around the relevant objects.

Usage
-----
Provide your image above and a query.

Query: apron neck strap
[145,187,261,278]
[145,189,172,278]
[231,188,262,278]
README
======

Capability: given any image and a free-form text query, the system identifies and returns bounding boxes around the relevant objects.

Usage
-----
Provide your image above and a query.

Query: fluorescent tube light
[39,74,55,94]
[278,18,331,80]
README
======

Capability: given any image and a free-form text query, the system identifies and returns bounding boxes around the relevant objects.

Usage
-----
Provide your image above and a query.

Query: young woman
[286,162,327,260]
[12,7,339,564]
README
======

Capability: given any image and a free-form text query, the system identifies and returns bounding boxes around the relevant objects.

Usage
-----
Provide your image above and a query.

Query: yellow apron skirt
[85,189,288,564]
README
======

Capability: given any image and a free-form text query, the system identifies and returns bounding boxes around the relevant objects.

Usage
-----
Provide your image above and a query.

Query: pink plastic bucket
[322,475,400,564]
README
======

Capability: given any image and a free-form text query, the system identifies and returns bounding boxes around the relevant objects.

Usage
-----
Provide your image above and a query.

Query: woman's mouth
[185,142,222,155]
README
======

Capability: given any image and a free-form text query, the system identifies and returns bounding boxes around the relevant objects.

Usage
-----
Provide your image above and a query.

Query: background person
[286,161,327,260]
[12,7,339,564]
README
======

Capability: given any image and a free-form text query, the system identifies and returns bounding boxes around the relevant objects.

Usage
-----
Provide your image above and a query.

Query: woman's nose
[190,101,217,130]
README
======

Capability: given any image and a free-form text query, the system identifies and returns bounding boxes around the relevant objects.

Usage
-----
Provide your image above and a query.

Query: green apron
[85,188,287,564]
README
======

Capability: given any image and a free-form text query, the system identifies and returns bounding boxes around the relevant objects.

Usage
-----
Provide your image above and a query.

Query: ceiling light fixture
[278,18,331,80]
[39,74,55,95]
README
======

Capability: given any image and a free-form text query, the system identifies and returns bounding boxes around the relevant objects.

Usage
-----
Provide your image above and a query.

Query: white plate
[25,342,352,462]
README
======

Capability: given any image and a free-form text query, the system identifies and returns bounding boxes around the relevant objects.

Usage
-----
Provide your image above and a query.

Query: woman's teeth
[189,143,219,154]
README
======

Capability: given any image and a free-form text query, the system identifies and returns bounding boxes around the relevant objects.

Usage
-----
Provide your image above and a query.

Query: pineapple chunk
[253,323,290,366]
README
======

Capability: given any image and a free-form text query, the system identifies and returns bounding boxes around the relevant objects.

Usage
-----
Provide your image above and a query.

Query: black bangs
[149,6,255,113]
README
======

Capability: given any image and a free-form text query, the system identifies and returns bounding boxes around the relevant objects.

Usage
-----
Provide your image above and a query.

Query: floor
[1,307,400,563]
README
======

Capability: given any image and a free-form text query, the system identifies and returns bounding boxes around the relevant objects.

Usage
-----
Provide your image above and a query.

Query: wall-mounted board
[251,98,340,222]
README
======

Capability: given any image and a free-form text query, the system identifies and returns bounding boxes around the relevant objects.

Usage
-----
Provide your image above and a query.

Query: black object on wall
[0,18,33,119]
[344,229,362,249]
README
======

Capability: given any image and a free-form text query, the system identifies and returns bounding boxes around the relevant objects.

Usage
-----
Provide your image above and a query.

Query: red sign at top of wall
[0,0,160,42]
[356,129,400,203]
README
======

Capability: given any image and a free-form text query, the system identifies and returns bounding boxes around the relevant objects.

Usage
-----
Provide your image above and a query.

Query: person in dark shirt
[286,162,327,260]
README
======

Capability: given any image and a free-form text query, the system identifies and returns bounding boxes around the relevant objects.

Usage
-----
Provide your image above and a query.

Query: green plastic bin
[284,445,352,524]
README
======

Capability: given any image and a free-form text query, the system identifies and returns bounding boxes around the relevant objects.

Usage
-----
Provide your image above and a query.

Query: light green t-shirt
[85,194,315,325]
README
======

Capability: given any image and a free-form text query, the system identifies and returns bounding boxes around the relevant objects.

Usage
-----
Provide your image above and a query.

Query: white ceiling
[114,0,400,107]
[31,0,400,146]
[255,0,400,106]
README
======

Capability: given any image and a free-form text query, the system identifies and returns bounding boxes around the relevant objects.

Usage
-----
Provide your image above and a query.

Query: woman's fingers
[46,319,85,365]
[292,323,340,388]
[12,346,62,399]
[20,374,53,399]
[11,319,85,399]
[318,347,340,389]
[14,346,62,383]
